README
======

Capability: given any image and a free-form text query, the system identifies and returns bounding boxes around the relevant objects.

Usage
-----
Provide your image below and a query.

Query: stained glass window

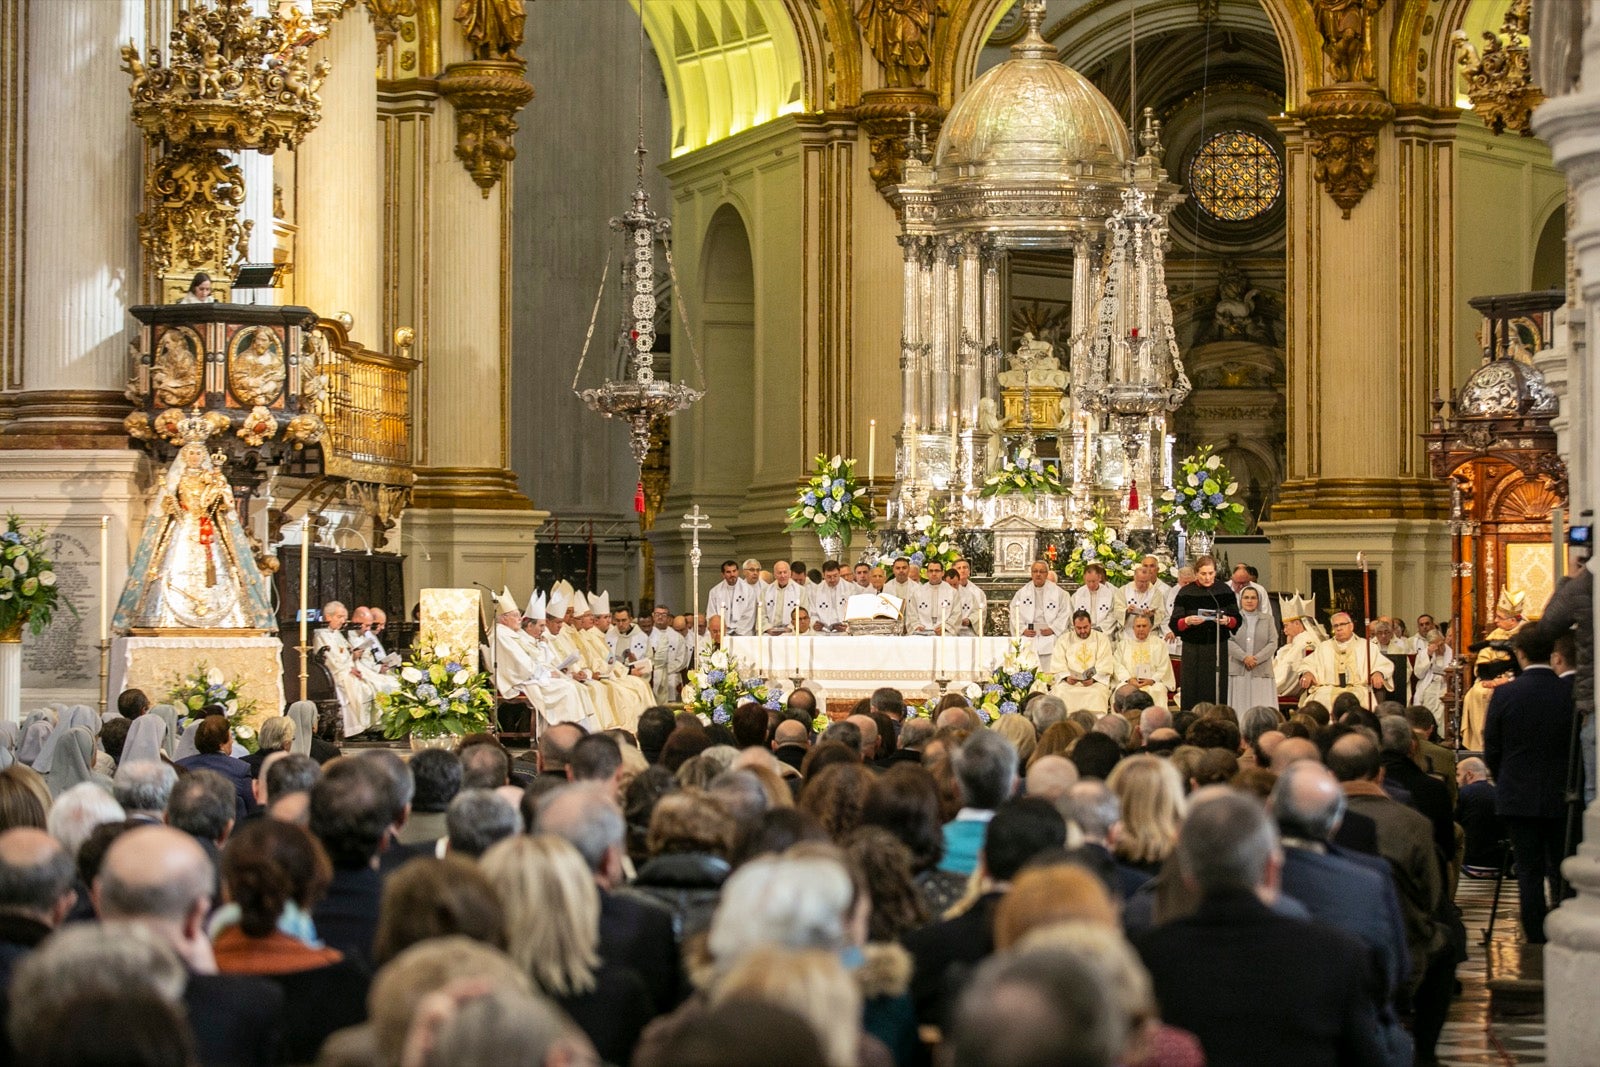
[1189,131,1282,222]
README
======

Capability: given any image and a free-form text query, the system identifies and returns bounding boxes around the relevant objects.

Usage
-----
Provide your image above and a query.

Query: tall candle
[98,516,109,642]
[299,517,310,645]
[867,420,877,488]
[793,606,801,672]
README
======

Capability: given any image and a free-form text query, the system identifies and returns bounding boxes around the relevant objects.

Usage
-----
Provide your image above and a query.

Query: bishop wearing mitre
[492,588,599,733]
[571,590,652,731]
[1459,586,1526,750]
[1273,593,1326,699]
[1114,612,1175,710]
[1298,611,1394,711]
[1049,610,1115,714]
[545,584,621,730]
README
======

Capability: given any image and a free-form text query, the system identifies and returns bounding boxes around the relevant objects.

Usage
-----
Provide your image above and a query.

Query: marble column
[296,10,383,349]
[1531,8,1600,1053]
[3,0,144,443]
[400,15,545,595]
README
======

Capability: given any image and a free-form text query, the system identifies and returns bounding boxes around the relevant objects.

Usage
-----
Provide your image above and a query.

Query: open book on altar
[846,593,904,622]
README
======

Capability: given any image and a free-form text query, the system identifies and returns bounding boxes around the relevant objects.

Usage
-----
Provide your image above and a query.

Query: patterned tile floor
[1436,875,1546,1067]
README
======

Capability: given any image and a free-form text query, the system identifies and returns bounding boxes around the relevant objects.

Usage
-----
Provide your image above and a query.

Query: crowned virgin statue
[114,431,277,633]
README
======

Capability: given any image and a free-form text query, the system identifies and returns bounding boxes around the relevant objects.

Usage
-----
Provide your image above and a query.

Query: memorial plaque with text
[22,529,96,689]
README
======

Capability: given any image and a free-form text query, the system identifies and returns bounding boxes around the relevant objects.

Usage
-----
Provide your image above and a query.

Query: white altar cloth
[110,635,286,725]
[724,636,1013,701]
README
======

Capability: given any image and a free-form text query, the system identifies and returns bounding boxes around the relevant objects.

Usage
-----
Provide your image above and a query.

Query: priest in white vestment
[1273,593,1326,699]
[1298,611,1394,711]
[1115,613,1175,709]
[493,589,598,733]
[1121,562,1170,634]
[760,562,810,634]
[706,561,756,637]
[952,560,988,635]
[809,563,855,633]
[1411,628,1452,731]
[314,601,380,738]
[1010,561,1068,669]
[910,561,960,634]
[611,606,652,675]
[648,605,689,704]
[1070,565,1126,638]
[1049,611,1115,714]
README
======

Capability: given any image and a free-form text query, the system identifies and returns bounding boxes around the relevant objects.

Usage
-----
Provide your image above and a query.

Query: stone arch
[636,0,812,157]
[1532,203,1567,291]
[687,203,757,496]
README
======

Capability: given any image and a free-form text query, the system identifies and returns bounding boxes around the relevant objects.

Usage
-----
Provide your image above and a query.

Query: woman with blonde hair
[711,946,865,1067]
[992,864,1118,949]
[991,713,1037,766]
[1105,754,1187,875]
[1030,720,1085,767]
[480,834,654,1065]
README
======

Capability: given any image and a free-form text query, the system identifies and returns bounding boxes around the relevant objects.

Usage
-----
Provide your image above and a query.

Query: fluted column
[1532,10,1600,1054]
[4,0,144,443]
[296,11,382,349]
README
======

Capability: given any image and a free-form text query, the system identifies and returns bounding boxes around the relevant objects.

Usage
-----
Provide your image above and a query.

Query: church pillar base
[1270,477,1450,521]
[1258,517,1450,622]
[400,505,547,600]
[0,390,133,447]
[1546,809,1600,1064]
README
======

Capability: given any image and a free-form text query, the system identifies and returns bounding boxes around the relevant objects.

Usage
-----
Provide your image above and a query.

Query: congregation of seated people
[0,626,1577,1067]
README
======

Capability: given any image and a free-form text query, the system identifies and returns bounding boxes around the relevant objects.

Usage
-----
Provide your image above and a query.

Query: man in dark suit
[1377,713,1456,872]
[0,830,77,991]
[1270,762,1413,1064]
[1484,626,1575,943]
[1133,790,1389,1067]
[537,781,682,1013]
[309,757,400,967]
[903,797,1066,1030]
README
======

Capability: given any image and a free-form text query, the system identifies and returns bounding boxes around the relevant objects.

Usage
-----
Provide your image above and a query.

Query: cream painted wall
[1453,116,1567,381]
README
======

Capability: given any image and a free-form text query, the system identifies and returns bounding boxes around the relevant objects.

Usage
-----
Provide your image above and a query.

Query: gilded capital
[437,60,535,196]
[853,88,944,206]
[1301,85,1393,218]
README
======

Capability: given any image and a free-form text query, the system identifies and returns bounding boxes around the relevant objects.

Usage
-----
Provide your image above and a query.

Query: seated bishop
[1272,593,1326,699]
[572,590,652,731]
[492,588,599,734]
[1049,611,1115,715]
[1297,611,1394,712]
[1114,612,1175,710]
[544,583,622,730]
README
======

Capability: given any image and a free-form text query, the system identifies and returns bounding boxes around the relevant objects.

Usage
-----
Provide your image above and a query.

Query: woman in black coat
[1171,555,1242,710]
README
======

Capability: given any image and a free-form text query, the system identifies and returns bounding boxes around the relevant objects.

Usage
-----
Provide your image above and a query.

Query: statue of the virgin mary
[114,425,277,633]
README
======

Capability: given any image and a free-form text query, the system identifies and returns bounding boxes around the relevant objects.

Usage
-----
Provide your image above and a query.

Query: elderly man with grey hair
[845,713,880,760]
[1092,713,1132,752]
[1023,754,1079,803]
[0,828,78,989]
[444,789,522,858]
[1271,761,1413,1061]
[537,782,682,1010]
[1025,693,1068,736]
[947,945,1124,1067]
[1133,790,1390,1067]
[940,731,1018,876]
[114,760,178,825]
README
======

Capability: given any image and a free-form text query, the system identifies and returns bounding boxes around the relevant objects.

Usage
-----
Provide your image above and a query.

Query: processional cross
[680,506,713,666]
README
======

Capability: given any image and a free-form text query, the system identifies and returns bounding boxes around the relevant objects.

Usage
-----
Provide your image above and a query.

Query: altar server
[1298,611,1394,711]
[1070,564,1126,637]
[1050,610,1115,714]
[1010,561,1068,669]
[1115,612,1175,710]
[1411,627,1452,731]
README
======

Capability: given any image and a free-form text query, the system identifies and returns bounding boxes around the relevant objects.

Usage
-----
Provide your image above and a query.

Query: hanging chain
[570,254,611,392]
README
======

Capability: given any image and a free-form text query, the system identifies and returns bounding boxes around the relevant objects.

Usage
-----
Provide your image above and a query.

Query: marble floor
[1436,875,1547,1067]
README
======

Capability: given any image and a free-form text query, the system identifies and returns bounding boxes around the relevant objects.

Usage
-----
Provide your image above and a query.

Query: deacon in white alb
[910,560,960,634]
[885,557,920,603]
[1115,612,1175,710]
[1049,610,1115,715]
[1298,611,1394,710]
[1010,561,1068,669]
[1070,564,1126,638]
[810,561,855,633]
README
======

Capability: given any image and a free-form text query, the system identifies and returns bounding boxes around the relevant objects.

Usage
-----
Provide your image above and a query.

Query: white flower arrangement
[784,454,875,547]
[0,514,71,636]
[1159,445,1248,535]
[979,446,1065,498]
[1062,507,1140,586]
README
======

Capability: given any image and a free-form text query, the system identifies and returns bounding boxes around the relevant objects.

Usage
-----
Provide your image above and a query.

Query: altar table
[110,635,286,726]
[725,636,1015,701]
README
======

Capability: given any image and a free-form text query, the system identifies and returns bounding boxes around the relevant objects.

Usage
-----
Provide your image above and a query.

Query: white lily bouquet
[1159,445,1248,535]
[378,637,496,741]
[683,647,783,727]
[979,446,1065,498]
[784,453,875,547]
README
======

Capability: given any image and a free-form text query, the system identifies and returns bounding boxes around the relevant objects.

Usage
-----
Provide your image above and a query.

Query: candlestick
[793,606,801,673]
[98,516,109,643]
[867,420,877,492]
[298,517,311,646]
